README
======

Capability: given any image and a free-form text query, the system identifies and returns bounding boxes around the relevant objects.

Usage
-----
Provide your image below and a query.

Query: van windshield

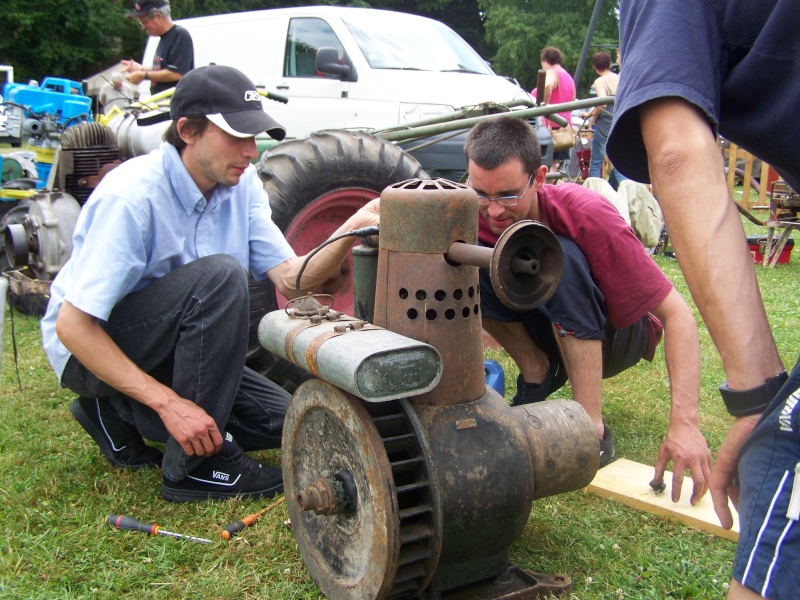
[342,13,494,74]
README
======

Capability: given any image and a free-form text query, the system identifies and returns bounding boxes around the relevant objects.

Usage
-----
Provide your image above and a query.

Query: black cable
[294,225,380,298]
[7,290,23,393]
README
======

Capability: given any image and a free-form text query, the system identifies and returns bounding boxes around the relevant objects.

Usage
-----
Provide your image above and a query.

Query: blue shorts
[480,236,650,395]
[733,357,800,599]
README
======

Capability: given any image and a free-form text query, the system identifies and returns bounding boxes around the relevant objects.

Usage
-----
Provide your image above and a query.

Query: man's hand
[125,71,146,85]
[356,197,380,227]
[710,414,759,529]
[156,394,224,458]
[652,420,713,505]
[120,59,142,73]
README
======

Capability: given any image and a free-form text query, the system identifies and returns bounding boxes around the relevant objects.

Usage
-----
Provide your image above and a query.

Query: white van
[141,6,552,177]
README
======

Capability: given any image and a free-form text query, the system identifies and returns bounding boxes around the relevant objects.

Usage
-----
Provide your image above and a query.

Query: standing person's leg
[589,127,608,179]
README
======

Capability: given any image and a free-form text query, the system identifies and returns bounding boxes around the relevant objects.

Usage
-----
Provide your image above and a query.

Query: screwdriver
[221,496,286,540]
[106,514,212,544]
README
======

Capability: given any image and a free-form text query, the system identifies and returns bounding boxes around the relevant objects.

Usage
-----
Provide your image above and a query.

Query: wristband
[719,370,788,417]
[144,72,149,81]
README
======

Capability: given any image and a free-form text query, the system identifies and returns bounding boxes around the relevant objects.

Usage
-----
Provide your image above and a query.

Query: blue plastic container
[3,77,92,127]
[484,359,505,397]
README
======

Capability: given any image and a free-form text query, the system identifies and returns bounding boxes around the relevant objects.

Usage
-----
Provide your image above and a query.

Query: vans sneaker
[599,425,617,469]
[161,437,283,502]
[70,396,163,469]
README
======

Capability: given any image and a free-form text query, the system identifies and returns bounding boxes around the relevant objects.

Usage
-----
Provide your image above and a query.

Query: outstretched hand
[651,421,713,505]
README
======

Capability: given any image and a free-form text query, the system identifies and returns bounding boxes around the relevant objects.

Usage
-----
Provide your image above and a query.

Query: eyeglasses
[467,173,534,207]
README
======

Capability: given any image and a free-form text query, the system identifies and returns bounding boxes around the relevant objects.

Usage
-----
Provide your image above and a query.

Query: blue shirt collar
[162,142,234,215]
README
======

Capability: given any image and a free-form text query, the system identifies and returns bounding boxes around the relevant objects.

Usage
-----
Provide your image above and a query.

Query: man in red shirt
[466,117,710,499]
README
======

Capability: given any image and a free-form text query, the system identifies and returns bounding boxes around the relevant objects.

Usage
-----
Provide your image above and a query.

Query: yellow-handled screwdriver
[220,496,286,540]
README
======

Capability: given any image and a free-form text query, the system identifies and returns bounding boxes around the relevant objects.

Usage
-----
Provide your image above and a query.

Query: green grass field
[1,211,798,599]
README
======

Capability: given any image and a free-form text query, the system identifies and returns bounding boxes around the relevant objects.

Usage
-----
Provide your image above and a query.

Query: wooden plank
[586,458,739,542]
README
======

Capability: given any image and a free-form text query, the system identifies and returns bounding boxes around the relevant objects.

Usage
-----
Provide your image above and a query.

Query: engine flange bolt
[296,473,354,516]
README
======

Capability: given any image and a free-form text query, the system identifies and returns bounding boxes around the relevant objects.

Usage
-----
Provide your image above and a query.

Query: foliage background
[0,0,620,97]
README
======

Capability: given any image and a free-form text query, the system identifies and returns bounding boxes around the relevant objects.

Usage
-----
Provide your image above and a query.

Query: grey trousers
[61,254,290,481]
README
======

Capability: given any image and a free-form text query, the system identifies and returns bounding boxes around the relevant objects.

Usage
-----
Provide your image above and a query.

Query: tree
[478,0,620,96]
[0,1,614,98]
[0,0,142,84]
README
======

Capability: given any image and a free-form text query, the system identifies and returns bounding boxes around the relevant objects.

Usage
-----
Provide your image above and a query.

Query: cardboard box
[747,236,794,265]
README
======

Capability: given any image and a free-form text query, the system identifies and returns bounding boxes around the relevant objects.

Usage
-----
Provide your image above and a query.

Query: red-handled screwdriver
[106,514,212,544]
[220,496,286,540]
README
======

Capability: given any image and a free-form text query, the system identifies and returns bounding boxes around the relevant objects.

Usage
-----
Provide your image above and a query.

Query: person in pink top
[534,47,577,172]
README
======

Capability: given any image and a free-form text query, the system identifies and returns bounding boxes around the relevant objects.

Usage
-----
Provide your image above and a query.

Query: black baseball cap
[169,65,286,140]
[128,0,169,18]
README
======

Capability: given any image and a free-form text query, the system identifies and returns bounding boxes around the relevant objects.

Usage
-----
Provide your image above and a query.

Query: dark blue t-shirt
[608,0,800,192]
[152,24,194,95]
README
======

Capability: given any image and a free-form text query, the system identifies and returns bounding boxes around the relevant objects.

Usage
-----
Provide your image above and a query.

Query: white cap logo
[244,90,261,102]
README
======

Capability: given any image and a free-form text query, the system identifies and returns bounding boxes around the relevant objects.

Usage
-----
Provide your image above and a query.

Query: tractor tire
[246,130,427,392]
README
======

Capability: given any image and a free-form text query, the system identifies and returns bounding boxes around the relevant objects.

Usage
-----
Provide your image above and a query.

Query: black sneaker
[511,362,561,405]
[161,437,283,502]
[70,397,163,469]
[599,425,617,469]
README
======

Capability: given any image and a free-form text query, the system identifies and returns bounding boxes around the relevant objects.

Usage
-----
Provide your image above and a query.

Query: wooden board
[586,458,739,542]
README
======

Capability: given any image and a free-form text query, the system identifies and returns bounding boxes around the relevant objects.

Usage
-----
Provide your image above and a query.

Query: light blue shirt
[41,142,295,380]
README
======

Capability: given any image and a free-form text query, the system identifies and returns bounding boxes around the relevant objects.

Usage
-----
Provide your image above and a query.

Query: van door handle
[276,85,289,90]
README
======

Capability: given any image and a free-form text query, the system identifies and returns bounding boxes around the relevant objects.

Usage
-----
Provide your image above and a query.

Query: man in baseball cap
[128,0,169,18]
[41,63,378,503]
[121,0,194,94]
[169,64,286,140]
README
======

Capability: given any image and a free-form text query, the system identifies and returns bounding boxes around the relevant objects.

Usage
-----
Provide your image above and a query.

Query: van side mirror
[316,47,354,81]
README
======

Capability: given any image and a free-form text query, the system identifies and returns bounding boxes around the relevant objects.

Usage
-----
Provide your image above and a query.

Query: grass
[1,209,798,599]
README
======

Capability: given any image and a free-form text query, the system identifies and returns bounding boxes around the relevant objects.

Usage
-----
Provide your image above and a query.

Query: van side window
[284,18,345,78]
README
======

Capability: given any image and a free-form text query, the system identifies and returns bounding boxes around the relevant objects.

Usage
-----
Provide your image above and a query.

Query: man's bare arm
[649,288,712,505]
[267,198,380,299]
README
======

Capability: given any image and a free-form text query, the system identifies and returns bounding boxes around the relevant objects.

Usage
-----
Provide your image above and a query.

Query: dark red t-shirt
[478,182,671,354]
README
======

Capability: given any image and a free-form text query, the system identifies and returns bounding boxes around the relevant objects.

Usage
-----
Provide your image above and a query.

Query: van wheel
[246,130,427,392]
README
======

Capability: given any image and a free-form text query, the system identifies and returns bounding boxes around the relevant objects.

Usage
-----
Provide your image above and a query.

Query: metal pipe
[375,97,613,143]
[574,0,606,85]
[446,241,541,276]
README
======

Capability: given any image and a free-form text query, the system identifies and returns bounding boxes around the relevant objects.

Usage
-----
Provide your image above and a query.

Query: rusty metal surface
[375,250,486,405]
[490,221,562,312]
[282,379,401,599]
[445,242,492,270]
[4,269,52,296]
[513,399,598,500]
[425,566,572,599]
[374,179,487,405]
[413,390,535,592]
[378,179,478,254]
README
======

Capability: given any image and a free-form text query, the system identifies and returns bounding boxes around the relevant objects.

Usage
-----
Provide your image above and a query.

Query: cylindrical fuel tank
[353,240,379,322]
[258,310,443,402]
[373,179,486,405]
